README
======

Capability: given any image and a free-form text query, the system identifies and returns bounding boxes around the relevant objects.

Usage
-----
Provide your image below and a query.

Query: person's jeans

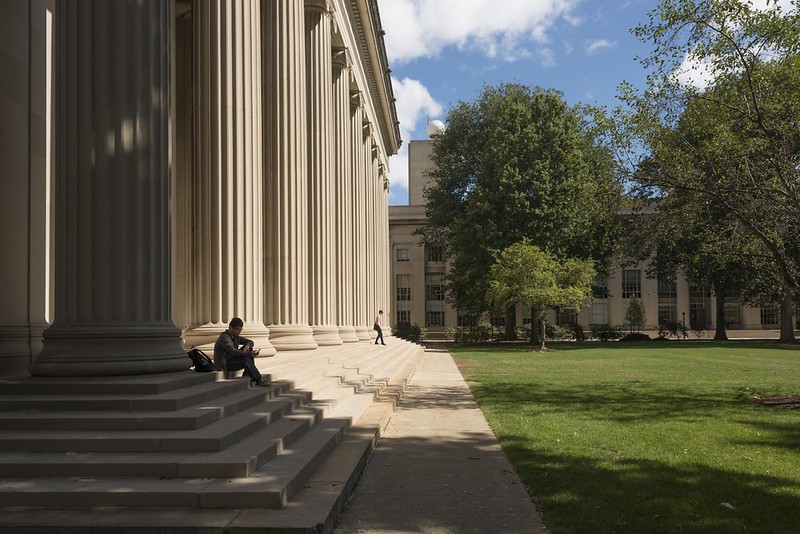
[225,353,263,381]
[375,326,385,345]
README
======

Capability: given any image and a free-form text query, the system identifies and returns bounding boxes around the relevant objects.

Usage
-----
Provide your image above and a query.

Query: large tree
[610,0,800,295]
[421,83,621,334]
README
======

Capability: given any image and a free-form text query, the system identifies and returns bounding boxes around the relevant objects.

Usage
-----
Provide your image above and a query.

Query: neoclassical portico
[0,0,399,377]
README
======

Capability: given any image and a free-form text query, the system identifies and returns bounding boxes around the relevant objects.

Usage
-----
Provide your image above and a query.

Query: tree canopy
[422,83,622,321]
[487,239,595,348]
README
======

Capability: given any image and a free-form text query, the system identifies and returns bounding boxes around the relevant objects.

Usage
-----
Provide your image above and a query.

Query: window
[396,309,411,324]
[556,309,577,326]
[689,285,711,328]
[592,275,609,299]
[621,269,641,299]
[457,311,476,327]
[760,301,778,326]
[658,304,676,326]
[396,274,411,301]
[425,310,445,327]
[657,278,677,326]
[657,279,676,299]
[589,300,608,325]
[425,245,443,263]
[724,301,741,326]
[396,248,409,261]
[425,273,445,301]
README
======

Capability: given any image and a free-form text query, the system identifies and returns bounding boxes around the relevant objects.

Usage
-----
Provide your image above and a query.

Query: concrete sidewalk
[335,347,547,534]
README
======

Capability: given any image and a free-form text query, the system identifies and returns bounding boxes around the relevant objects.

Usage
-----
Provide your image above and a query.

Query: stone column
[332,49,359,342]
[0,1,52,376]
[304,0,342,345]
[381,170,393,335]
[32,0,187,376]
[262,0,317,350]
[365,135,376,331]
[351,93,370,340]
[183,1,275,355]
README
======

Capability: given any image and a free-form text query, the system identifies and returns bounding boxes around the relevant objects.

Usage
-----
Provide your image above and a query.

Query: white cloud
[585,38,614,56]
[673,53,717,90]
[387,77,443,204]
[379,0,580,64]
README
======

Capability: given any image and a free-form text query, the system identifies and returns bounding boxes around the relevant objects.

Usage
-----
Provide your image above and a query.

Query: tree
[487,239,595,350]
[422,83,621,334]
[624,297,647,333]
[605,0,799,342]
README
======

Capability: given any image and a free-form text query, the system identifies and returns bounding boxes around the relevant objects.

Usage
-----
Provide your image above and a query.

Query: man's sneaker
[252,378,271,388]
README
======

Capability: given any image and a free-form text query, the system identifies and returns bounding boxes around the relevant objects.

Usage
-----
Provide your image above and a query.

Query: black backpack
[187,348,214,372]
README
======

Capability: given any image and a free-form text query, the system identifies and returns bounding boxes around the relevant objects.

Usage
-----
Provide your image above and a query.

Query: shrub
[620,332,652,342]
[658,321,688,339]
[545,323,577,341]
[394,322,426,342]
[624,297,647,333]
[590,323,622,341]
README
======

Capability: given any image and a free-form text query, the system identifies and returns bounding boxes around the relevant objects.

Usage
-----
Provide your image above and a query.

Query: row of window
[395,270,791,328]
[396,246,443,263]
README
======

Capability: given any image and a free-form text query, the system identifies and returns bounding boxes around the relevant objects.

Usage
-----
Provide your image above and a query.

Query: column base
[32,323,188,377]
[311,325,343,346]
[355,325,372,342]
[268,324,319,351]
[337,325,360,343]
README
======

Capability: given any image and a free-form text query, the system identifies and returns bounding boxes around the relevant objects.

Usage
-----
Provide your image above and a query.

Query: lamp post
[682,311,687,340]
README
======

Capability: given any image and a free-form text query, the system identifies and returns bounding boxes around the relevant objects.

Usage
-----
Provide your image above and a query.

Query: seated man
[214,317,271,388]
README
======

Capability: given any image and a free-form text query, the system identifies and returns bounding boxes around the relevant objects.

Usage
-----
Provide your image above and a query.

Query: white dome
[427,119,445,139]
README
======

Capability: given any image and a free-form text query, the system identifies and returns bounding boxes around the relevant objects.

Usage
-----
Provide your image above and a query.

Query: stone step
[0,417,350,509]
[0,340,426,532]
[0,370,212,396]
[0,394,300,453]
[0,378,249,412]
[0,382,280,431]
[0,414,314,479]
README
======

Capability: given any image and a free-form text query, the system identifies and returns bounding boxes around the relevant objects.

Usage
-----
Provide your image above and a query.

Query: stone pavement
[335,347,547,534]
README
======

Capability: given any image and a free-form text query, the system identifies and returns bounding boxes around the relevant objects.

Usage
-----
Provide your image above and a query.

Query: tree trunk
[530,306,540,346]
[713,281,728,341]
[505,305,517,341]
[540,316,547,351]
[779,290,796,344]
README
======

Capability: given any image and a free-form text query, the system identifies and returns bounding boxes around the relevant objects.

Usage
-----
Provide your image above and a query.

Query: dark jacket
[213,330,254,371]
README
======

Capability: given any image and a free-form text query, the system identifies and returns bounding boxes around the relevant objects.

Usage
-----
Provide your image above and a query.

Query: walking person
[374,310,386,345]
[214,317,271,388]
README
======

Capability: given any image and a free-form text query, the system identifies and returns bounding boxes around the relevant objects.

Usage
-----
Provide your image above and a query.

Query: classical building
[1,0,399,378]
[389,128,792,339]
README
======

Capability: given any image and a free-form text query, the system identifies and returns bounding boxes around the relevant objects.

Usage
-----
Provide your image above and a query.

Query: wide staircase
[0,338,424,533]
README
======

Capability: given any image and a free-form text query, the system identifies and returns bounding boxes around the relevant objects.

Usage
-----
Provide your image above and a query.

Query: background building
[389,127,793,339]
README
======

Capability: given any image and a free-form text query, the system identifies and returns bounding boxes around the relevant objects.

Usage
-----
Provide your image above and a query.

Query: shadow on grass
[499,433,800,533]
[471,381,741,424]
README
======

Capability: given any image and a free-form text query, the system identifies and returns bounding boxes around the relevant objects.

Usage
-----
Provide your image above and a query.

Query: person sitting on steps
[214,317,271,388]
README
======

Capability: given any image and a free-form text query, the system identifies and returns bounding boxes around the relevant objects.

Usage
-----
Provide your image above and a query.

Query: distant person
[374,310,386,346]
[214,317,271,388]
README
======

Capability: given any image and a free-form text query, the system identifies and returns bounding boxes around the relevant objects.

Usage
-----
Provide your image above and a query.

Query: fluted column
[350,93,370,340]
[184,1,275,355]
[364,136,378,332]
[32,1,186,376]
[332,50,359,342]
[304,0,341,345]
[263,0,317,350]
[381,170,393,335]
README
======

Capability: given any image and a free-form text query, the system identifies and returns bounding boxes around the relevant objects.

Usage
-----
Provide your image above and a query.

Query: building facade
[389,136,793,339]
[0,0,399,377]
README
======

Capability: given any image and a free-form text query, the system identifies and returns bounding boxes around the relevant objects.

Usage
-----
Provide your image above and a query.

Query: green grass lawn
[451,341,800,533]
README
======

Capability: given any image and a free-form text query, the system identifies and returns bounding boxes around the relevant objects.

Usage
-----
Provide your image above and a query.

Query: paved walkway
[335,347,547,534]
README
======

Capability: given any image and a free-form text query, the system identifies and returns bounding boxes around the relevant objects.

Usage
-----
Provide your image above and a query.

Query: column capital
[350,91,363,110]
[332,47,350,71]
[305,0,334,15]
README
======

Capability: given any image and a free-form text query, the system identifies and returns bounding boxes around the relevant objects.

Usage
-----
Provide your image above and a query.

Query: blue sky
[376,0,792,205]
